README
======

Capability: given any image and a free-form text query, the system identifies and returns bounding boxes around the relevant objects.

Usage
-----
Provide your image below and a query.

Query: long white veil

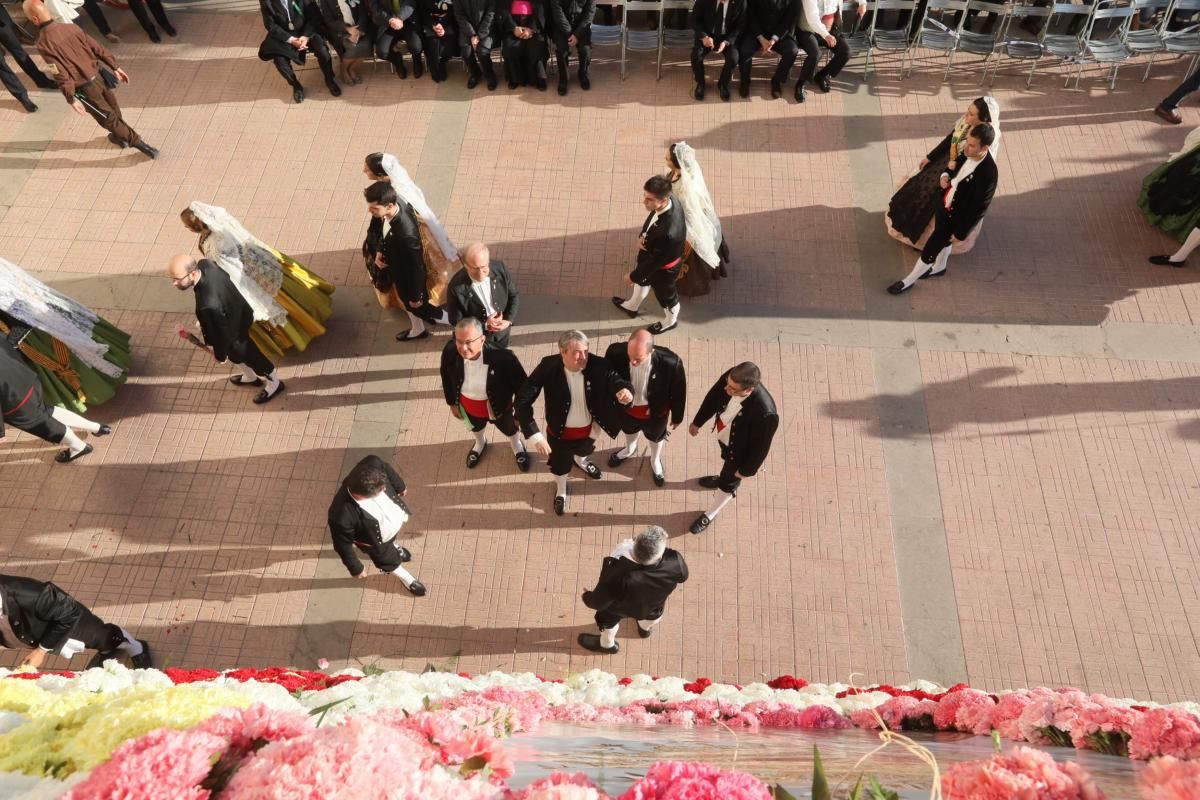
[0,257,122,377]
[188,202,288,327]
[671,142,723,268]
[379,154,459,262]
[983,96,1001,159]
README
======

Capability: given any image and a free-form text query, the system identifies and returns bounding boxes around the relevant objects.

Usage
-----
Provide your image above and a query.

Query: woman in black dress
[886,96,1000,254]
[664,142,732,298]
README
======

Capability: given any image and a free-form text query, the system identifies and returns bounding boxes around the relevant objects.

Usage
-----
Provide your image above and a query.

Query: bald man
[604,329,686,486]
[168,255,285,404]
[25,0,158,158]
[445,243,521,349]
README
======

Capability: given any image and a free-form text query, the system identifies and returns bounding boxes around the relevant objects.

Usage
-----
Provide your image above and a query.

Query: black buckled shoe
[579,70,590,90]
[96,424,113,436]
[326,79,342,97]
[607,449,630,468]
[466,443,487,468]
[553,495,566,516]
[770,80,782,99]
[694,81,705,101]
[230,374,263,387]
[611,297,639,318]
[395,546,413,563]
[698,475,720,489]
[738,79,750,98]
[689,514,712,534]
[55,443,93,463]
[395,329,430,342]
[253,380,285,404]
[131,640,153,669]
[515,450,531,472]
[718,82,730,101]
[406,579,427,597]
[577,460,602,479]
[794,82,806,102]
[293,85,305,103]
[647,321,677,335]
[1149,255,1186,267]
[637,623,654,638]
[651,467,665,487]
[87,650,117,669]
[577,633,619,654]
[815,72,832,92]
[467,73,481,89]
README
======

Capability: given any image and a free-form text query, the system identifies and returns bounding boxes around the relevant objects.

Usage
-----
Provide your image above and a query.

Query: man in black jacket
[440,317,530,470]
[736,0,800,99]
[0,2,55,113]
[0,573,151,669]
[445,243,520,349]
[611,176,688,335]
[363,182,449,341]
[888,123,998,295]
[454,0,498,89]
[168,254,285,404]
[516,329,618,515]
[549,0,594,95]
[578,526,687,654]
[418,0,458,81]
[605,329,685,487]
[1,338,111,463]
[257,0,342,103]
[690,0,746,101]
[499,0,548,89]
[370,0,424,78]
[687,361,778,534]
[328,455,427,596]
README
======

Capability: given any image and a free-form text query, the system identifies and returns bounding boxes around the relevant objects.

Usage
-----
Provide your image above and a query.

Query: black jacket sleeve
[261,0,295,44]
[329,508,365,577]
[691,371,730,427]
[440,340,460,405]
[581,557,626,611]
[196,305,234,364]
[668,355,687,427]
[33,582,83,651]
[573,0,596,34]
[724,1,746,43]
[382,461,407,496]
[384,210,427,303]
[515,358,548,438]
[499,264,520,322]
[738,412,778,476]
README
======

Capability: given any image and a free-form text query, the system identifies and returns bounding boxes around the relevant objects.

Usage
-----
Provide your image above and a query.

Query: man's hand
[407,300,422,309]
[295,35,309,49]
[115,68,130,84]
[374,252,388,268]
[354,571,369,579]
[856,0,867,18]
[532,439,552,456]
[450,404,461,418]
[918,157,930,170]
[471,34,480,47]
[715,41,726,53]
[433,22,444,36]
[702,34,714,48]
[69,99,86,116]
[671,420,681,429]
[623,272,633,285]
[734,470,745,479]
[758,35,773,53]
[348,25,362,43]
[824,33,836,47]
[20,649,48,669]
[615,388,633,405]
[568,33,577,46]
[939,174,950,189]
[388,17,403,29]
[486,315,512,332]
[688,424,700,436]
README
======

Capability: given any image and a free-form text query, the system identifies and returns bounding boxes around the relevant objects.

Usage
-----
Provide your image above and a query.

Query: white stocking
[51,406,100,434]
[432,308,450,325]
[115,628,143,655]
[554,473,568,498]
[897,257,935,290]
[662,302,681,326]
[60,428,87,455]
[622,284,650,311]
[390,566,418,588]
[1172,226,1200,262]
[573,454,593,470]
[471,430,486,454]
[599,625,619,648]
[930,244,952,275]
[404,311,426,336]
[621,431,641,458]
[650,438,666,473]
[509,434,525,454]
[704,489,735,521]
[263,369,281,394]
[637,616,662,633]
[237,363,258,382]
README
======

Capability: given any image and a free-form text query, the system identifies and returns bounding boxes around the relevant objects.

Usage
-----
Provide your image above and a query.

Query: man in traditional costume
[611,176,688,335]
[604,329,686,487]
[445,243,520,349]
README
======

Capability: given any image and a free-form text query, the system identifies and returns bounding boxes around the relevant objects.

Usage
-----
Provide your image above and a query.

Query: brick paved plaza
[1,3,1199,704]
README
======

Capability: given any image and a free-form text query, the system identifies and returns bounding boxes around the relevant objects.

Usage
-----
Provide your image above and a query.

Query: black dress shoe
[466,443,487,468]
[147,27,161,43]
[718,82,730,101]
[515,451,531,472]
[395,60,408,78]
[229,374,263,386]
[611,296,639,318]
[253,380,285,404]
[887,280,912,295]
[607,450,629,468]
[131,641,153,669]
[107,132,127,148]
[293,85,305,103]
[578,71,590,90]
[162,23,177,36]
[395,329,430,341]
[558,78,568,96]
[577,633,619,654]
[467,73,481,89]
[694,81,705,101]
[486,77,498,90]
[815,72,832,92]
[698,475,720,489]
[87,650,116,669]
[794,82,806,102]
[637,624,653,638]
[535,77,547,91]
[646,321,677,335]
[919,267,946,279]
[507,80,519,89]
[577,460,602,479]
[134,142,159,159]
[406,579,427,597]
[96,424,113,436]
[55,443,93,463]
[689,514,712,534]
[770,80,782,99]
[1149,255,1186,267]
[19,96,37,113]
[413,59,424,79]
[652,467,665,487]
[326,79,342,97]
[395,546,412,562]
[553,495,566,516]
[738,79,750,98]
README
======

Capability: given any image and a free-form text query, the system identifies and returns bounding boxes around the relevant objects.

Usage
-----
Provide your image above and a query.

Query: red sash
[2,386,34,417]
[715,418,727,432]
[459,394,489,419]
[660,257,682,271]
[559,424,592,440]
[625,404,651,420]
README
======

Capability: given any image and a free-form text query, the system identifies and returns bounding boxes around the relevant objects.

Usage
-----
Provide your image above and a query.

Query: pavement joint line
[844,79,968,685]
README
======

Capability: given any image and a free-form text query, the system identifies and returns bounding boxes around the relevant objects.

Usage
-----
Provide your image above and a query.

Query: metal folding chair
[1162,0,1200,77]
[997,0,1053,84]
[957,0,1012,80]
[1072,0,1136,88]
[841,0,876,77]
[1126,0,1171,79]
[622,0,665,78]
[868,0,919,77]
[1042,1,1093,82]
[658,0,694,78]
[909,0,970,78]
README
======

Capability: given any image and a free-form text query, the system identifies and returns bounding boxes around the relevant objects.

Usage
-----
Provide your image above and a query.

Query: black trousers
[919,207,956,265]
[229,336,276,377]
[547,433,594,475]
[502,34,547,85]
[270,35,336,87]
[82,0,113,35]
[0,19,52,99]
[3,389,67,445]
[596,608,662,629]
[551,26,592,77]
[616,412,669,443]
[127,0,173,36]
[714,442,741,494]
[796,30,850,83]
[737,33,798,85]
[422,26,459,78]
[464,405,520,437]
[462,36,498,81]
[1163,69,1200,110]
[68,607,127,655]
[377,26,423,66]
[356,537,409,573]
[646,264,681,309]
[691,37,739,85]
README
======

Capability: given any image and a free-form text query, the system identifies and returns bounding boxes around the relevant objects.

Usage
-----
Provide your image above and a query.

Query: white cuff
[527,432,545,446]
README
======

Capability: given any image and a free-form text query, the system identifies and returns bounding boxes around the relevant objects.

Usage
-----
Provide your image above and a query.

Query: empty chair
[1072,0,1136,89]
[1126,0,1170,80]
[1162,0,1200,74]
[1042,1,1093,82]
[621,0,663,78]
[956,0,1011,79]
[868,0,918,77]
[658,0,693,79]
[841,0,875,76]
[909,0,969,79]
[997,1,1053,84]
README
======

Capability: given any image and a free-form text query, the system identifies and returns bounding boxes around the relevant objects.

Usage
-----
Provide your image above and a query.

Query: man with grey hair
[515,329,618,515]
[439,316,530,470]
[579,525,688,654]
[445,243,521,349]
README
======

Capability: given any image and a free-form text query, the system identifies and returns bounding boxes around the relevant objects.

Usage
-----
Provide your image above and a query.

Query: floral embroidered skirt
[248,251,336,360]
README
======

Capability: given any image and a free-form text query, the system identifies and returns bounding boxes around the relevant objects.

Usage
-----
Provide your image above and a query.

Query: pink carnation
[1018,690,1090,746]
[851,696,937,731]
[618,761,772,800]
[1069,700,1142,754]
[1138,755,1200,800]
[1129,708,1200,761]
[742,702,848,730]
[440,729,516,779]
[197,704,314,753]
[509,772,610,800]
[64,728,228,800]
[934,689,994,732]
[992,689,1056,741]
[941,746,1107,800]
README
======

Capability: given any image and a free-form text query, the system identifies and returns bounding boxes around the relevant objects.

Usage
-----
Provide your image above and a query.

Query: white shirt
[629,357,652,406]
[944,154,983,209]
[353,491,409,543]
[564,368,591,428]
[716,393,745,445]
[471,277,496,317]
[800,0,843,36]
[381,211,393,239]
[337,0,355,24]
[461,354,488,401]
[641,199,673,237]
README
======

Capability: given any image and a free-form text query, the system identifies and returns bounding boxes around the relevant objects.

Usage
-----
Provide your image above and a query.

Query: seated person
[319,0,376,83]
[500,0,548,90]
[371,0,424,77]
[258,0,342,103]
[418,0,459,82]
